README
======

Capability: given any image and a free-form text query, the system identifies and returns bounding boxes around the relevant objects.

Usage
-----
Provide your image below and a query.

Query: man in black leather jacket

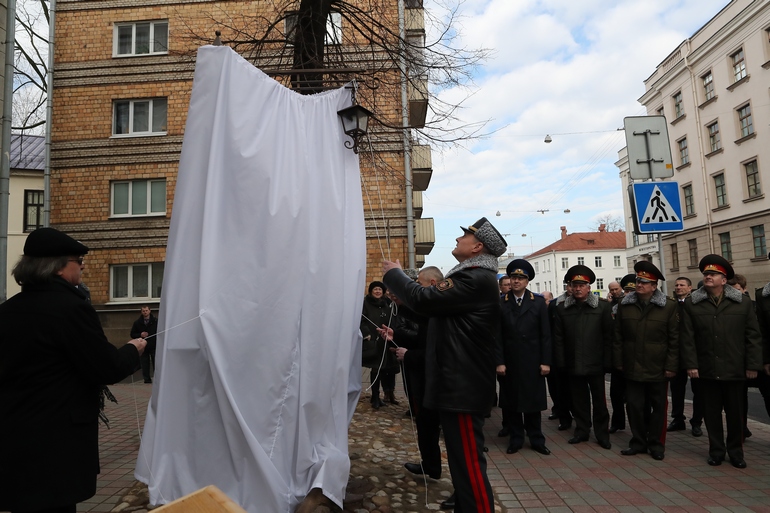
[384,217,506,513]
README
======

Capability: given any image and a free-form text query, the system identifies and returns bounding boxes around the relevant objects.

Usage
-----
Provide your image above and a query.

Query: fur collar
[762,282,770,298]
[445,253,498,278]
[620,289,668,308]
[690,285,743,305]
[556,293,568,305]
[564,292,599,309]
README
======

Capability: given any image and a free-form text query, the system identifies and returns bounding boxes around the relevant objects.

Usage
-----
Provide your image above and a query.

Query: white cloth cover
[135,46,366,513]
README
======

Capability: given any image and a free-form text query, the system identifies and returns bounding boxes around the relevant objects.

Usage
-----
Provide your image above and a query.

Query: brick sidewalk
[73,378,770,512]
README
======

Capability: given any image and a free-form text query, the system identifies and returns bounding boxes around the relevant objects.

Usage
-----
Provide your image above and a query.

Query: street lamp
[338,104,373,154]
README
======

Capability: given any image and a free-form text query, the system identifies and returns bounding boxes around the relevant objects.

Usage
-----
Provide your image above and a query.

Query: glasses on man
[68,257,85,265]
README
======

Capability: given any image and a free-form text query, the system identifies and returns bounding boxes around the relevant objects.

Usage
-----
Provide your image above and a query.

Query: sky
[413,0,731,274]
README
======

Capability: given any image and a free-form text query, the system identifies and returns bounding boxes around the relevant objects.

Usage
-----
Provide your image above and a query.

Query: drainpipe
[0,0,17,302]
[44,0,55,227]
[398,0,415,268]
[683,38,715,253]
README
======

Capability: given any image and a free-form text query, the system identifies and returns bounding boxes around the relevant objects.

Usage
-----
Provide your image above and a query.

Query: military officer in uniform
[680,255,763,468]
[383,217,506,513]
[613,261,679,461]
[553,265,613,450]
[496,259,552,455]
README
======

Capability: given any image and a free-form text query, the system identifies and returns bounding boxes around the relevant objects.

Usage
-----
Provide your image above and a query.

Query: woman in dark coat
[360,281,399,409]
[0,228,146,513]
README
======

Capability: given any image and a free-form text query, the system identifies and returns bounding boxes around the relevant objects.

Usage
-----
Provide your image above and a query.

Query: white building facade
[628,0,770,291]
[501,226,629,298]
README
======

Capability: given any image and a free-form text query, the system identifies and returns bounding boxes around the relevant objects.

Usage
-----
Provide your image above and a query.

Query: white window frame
[110,262,164,302]
[113,20,169,57]
[111,179,167,217]
[112,98,167,137]
[707,121,721,152]
[673,91,684,118]
[614,255,621,267]
[738,104,753,138]
[731,49,746,82]
[678,137,689,165]
[702,71,714,101]
[561,257,569,269]
[595,256,602,268]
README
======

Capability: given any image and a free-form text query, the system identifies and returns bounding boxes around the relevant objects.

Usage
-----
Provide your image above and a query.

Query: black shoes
[621,448,646,456]
[731,457,747,469]
[440,493,456,510]
[568,435,589,444]
[609,425,624,434]
[558,422,572,431]
[144,379,152,384]
[506,444,521,454]
[707,456,723,466]
[548,413,558,420]
[691,425,703,437]
[744,427,753,438]
[667,420,686,431]
[531,445,551,455]
[371,397,386,410]
[497,427,511,437]
[404,462,440,479]
[650,451,665,461]
[598,440,612,450]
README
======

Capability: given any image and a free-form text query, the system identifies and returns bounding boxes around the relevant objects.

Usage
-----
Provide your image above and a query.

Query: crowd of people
[362,217,770,512]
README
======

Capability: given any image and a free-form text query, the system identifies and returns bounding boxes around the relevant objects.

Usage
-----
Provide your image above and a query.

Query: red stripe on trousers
[458,413,491,513]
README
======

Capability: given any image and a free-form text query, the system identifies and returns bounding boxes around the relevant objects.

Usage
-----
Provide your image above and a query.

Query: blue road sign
[632,181,684,234]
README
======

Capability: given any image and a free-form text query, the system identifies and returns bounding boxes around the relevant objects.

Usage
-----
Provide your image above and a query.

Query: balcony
[411,144,432,191]
[415,254,425,268]
[412,191,423,218]
[405,6,425,34]
[408,75,428,128]
[414,217,435,255]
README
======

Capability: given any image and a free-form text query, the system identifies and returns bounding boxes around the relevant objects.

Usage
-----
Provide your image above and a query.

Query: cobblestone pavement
[71,376,770,513]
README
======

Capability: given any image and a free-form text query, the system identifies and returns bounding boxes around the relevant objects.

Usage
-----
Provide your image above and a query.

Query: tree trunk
[291,0,333,94]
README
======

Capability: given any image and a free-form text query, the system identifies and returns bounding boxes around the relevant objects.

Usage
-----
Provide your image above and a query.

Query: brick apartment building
[49,0,435,340]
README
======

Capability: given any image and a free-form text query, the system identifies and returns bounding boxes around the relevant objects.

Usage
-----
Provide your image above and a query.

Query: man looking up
[383,217,506,513]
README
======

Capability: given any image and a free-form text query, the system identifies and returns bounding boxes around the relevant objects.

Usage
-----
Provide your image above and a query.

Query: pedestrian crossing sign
[630,181,684,234]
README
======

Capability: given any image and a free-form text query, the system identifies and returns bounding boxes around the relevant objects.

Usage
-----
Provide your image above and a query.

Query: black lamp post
[337,104,373,154]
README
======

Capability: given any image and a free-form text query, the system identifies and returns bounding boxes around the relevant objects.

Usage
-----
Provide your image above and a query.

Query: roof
[10,134,45,171]
[528,229,626,259]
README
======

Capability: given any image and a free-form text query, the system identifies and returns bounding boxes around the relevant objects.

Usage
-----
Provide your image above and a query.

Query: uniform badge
[436,279,454,291]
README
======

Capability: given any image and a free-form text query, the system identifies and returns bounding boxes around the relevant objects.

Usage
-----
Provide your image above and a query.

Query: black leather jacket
[384,266,499,414]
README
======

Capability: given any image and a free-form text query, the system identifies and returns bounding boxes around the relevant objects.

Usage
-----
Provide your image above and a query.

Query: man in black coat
[131,305,158,383]
[553,265,613,450]
[0,228,146,513]
[383,217,506,513]
[496,259,552,455]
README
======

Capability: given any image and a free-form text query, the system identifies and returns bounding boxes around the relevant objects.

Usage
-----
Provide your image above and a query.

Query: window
[714,174,727,207]
[731,49,746,82]
[577,257,584,265]
[111,180,166,217]
[633,232,639,246]
[673,92,684,118]
[752,225,766,258]
[534,262,539,273]
[707,122,721,152]
[111,263,164,301]
[678,137,689,165]
[719,232,732,261]
[535,282,540,292]
[595,256,602,268]
[738,104,753,137]
[561,257,569,269]
[596,278,604,290]
[113,98,167,136]
[656,106,664,118]
[647,234,656,243]
[683,184,695,216]
[671,243,679,269]
[614,255,621,267]
[285,11,342,45]
[114,21,168,56]
[688,239,698,267]
[23,190,44,232]
[746,160,761,198]
[702,71,714,101]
